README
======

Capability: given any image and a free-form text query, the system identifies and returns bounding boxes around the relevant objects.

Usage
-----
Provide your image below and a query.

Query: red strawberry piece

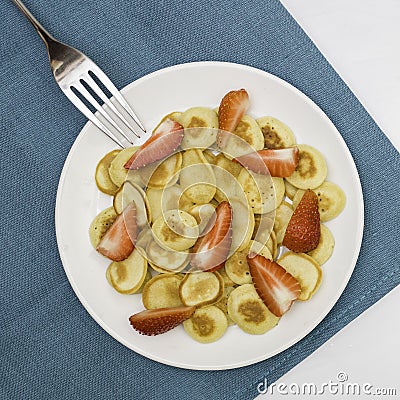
[129,306,196,336]
[217,89,250,148]
[233,147,299,177]
[96,202,137,261]
[190,201,233,272]
[124,118,184,170]
[247,254,301,317]
[283,189,321,252]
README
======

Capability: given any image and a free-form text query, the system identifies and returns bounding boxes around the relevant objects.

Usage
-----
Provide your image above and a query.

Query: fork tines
[63,60,145,148]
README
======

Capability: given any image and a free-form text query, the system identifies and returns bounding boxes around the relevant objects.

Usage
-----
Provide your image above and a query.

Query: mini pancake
[285,144,327,190]
[108,146,139,188]
[89,206,117,249]
[146,239,189,272]
[106,249,148,294]
[139,152,182,189]
[95,149,121,195]
[180,149,216,203]
[292,181,346,222]
[113,181,150,226]
[274,201,293,245]
[152,209,199,252]
[307,224,335,265]
[232,115,264,151]
[225,240,272,285]
[142,274,184,309]
[227,284,280,334]
[256,116,296,149]
[179,107,218,149]
[179,271,224,307]
[278,251,322,301]
[237,168,277,214]
[183,305,228,343]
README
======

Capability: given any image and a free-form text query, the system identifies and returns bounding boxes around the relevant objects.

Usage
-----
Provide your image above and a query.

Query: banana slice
[214,286,236,326]
[95,149,121,195]
[292,181,346,222]
[284,178,298,200]
[107,249,148,294]
[230,196,255,253]
[113,181,150,226]
[179,272,224,307]
[146,239,189,272]
[183,305,228,343]
[180,149,216,203]
[225,240,272,285]
[285,144,327,189]
[152,209,199,252]
[256,116,296,149]
[108,146,139,188]
[89,207,117,249]
[278,252,322,301]
[307,224,335,265]
[232,115,264,151]
[237,168,277,214]
[227,284,280,334]
[179,107,218,149]
[139,152,182,189]
[142,274,184,309]
[274,201,294,245]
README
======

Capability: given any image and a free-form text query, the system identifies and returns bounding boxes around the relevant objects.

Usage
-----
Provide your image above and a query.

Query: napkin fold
[1,0,399,399]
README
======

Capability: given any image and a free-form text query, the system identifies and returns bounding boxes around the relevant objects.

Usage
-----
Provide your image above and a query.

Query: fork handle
[11,0,54,46]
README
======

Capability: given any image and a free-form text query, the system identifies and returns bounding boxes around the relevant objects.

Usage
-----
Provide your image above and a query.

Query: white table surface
[256,1,400,398]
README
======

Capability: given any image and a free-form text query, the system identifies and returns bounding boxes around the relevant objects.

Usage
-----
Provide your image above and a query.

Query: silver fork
[11,0,146,148]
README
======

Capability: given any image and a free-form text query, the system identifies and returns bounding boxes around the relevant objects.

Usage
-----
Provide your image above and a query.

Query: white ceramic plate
[55,61,363,370]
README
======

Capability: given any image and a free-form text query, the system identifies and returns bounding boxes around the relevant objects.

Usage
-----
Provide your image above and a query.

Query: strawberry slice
[124,118,184,170]
[247,254,301,317]
[96,202,137,261]
[129,306,195,336]
[283,189,321,252]
[233,147,299,177]
[217,89,250,148]
[190,201,233,272]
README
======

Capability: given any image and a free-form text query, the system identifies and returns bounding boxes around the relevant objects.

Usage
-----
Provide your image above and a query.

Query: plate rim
[55,60,364,370]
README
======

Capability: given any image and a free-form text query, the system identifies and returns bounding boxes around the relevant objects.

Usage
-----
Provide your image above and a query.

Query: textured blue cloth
[1,0,399,399]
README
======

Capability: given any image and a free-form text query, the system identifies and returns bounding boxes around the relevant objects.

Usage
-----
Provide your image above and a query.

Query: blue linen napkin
[1,0,399,399]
